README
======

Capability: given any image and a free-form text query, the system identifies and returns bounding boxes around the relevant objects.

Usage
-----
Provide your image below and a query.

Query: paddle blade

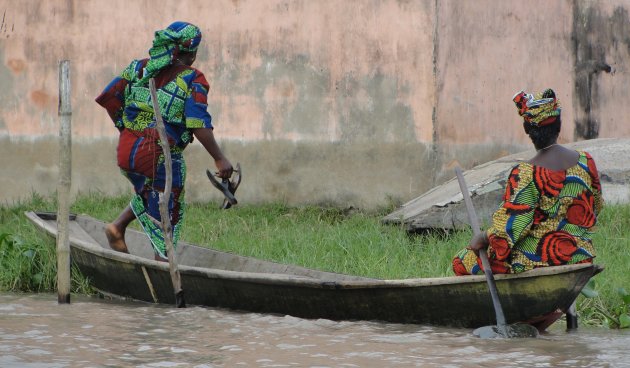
[175,290,186,308]
[473,323,539,339]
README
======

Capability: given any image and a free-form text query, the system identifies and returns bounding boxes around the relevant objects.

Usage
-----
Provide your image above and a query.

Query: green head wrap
[139,21,202,84]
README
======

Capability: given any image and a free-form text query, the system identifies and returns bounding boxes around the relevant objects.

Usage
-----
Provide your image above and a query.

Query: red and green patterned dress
[96,59,213,259]
[453,151,603,275]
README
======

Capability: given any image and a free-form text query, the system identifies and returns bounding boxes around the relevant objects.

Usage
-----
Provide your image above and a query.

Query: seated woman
[453,88,603,275]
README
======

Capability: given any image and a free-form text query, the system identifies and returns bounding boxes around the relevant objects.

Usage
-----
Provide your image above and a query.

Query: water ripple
[0,292,628,368]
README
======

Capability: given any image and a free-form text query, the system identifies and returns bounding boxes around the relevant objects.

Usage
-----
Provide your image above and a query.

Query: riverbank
[1,193,628,328]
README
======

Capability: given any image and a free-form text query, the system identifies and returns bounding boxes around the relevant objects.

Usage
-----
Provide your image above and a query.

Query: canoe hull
[26,211,600,328]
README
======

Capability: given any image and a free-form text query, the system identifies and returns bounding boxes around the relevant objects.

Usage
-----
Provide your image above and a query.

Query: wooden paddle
[149,78,186,308]
[455,167,538,338]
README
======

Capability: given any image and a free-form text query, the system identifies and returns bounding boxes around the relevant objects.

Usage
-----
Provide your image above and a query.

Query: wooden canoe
[25,211,601,329]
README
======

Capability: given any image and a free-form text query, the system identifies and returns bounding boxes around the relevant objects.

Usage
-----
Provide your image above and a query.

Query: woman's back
[489,150,603,273]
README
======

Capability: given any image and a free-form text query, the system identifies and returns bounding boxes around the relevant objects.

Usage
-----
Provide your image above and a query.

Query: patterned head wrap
[140,21,202,84]
[512,88,561,127]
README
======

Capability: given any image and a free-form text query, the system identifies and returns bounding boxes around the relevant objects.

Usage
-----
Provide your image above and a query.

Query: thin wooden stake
[56,60,72,304]
[148,78,185,307]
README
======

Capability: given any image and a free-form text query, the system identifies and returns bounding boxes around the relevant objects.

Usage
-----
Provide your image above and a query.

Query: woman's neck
[536,142,558,152]
[529,144,579,171]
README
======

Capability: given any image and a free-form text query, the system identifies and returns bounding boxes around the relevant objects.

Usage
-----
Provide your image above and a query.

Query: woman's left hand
[467,232,489,255]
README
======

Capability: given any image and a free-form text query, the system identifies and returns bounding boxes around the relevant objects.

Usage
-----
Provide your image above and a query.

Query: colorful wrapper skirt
[117,129,186,259]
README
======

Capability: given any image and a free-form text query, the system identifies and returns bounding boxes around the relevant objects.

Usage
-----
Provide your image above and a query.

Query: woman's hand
[215,157,233,179]
[467,231,489,256]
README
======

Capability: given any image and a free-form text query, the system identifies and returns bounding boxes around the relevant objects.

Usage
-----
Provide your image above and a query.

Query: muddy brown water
[1,293,628,367]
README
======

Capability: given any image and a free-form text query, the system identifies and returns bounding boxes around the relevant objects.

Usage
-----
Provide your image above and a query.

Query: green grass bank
[1,193,628,328]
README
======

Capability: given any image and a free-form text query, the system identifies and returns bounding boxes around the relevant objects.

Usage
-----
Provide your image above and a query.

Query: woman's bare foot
[105,223,129,253]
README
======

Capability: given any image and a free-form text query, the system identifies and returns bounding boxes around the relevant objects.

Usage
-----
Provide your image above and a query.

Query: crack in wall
[430,0,440,187]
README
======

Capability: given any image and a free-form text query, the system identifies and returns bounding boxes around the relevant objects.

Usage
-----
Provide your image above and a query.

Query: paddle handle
[149,78,186,308]
[455,167,508,329]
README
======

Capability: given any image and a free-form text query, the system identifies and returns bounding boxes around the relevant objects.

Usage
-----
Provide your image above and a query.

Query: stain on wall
[336,71,416,143]
[0,50,14,133]
[1,8,15,38]
[0,137,436,209]
[572,1,629,140]
[252,52,331,139]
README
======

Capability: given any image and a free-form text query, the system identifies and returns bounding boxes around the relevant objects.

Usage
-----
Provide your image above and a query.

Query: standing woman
[453,88,603,275]
[96,21,233,261]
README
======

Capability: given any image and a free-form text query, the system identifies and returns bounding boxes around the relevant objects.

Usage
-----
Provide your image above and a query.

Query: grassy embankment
[1,192,628,328]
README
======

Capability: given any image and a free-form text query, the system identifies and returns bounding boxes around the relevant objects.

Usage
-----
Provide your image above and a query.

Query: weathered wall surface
[0,0,628,208]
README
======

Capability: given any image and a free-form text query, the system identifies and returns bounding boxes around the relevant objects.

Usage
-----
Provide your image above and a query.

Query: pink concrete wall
[0,0,628,207]
[1,0,627,143]
[435,0,576,144]
[0,0,435,141]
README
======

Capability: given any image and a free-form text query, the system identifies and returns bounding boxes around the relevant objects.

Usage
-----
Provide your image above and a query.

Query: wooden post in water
[148,78,185,308]
[56,60,72,304]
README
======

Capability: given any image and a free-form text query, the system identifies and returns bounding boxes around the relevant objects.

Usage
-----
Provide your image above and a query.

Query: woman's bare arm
[192,128,233,178]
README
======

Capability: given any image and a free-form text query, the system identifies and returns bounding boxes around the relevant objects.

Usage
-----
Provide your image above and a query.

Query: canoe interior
[81,213,372,282]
